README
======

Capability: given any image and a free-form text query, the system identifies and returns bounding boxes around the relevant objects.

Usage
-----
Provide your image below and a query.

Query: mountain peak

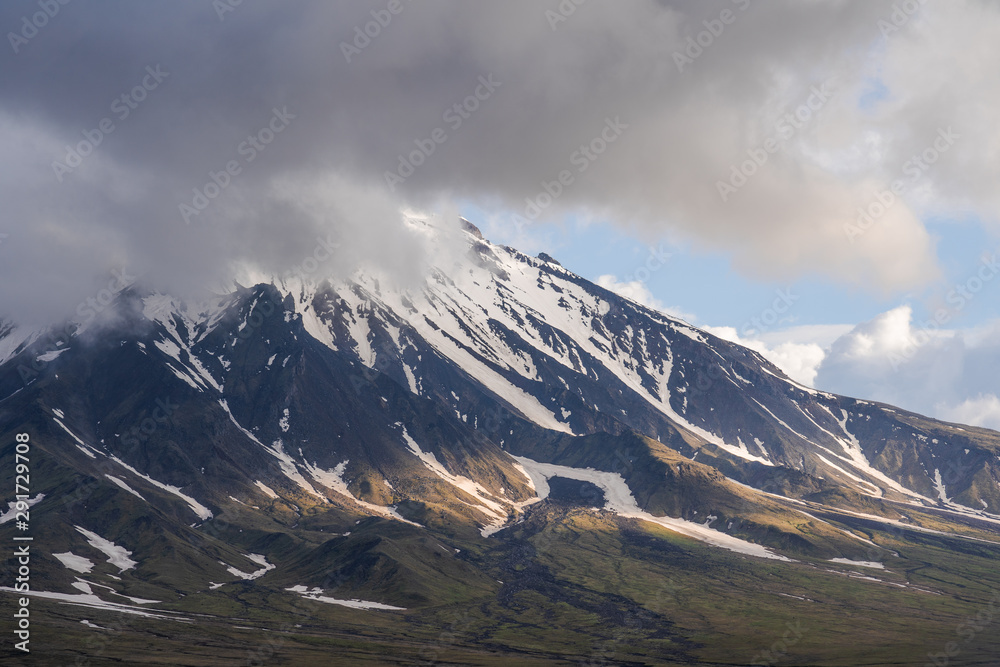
[459,217,484,240]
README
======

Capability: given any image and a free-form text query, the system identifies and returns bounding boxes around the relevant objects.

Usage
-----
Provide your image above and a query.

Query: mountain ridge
[3,217,1000,665]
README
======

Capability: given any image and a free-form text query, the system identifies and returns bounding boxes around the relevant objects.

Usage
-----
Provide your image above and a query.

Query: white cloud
[596,274,696,322]
[812,308,1000,430]
[937,395,1000,431]
[815,305,953,405]
[757,324,854,349]
[702,308,1000,433]
[703,325,826,387]
[764,342,829,388]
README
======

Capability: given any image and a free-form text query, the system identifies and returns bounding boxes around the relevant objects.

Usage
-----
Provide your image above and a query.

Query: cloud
[813,307,1000,430]
[757,324,855,349]
[704,309,1000,431]
[703,325,826,387]
[814,305,953,404]
[2,0,999,325]
[596,274,695,322]
[938,395,1000,431]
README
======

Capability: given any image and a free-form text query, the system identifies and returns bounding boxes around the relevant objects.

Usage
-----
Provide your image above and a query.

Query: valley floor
[6,505,1000,667]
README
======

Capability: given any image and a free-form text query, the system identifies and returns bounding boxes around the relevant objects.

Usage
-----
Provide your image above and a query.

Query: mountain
[2,216,1000,666]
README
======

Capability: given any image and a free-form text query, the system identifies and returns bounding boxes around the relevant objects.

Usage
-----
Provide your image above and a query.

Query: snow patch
[54,552,95,574]
[829,558,884,569]
[398,426,507,531]
[105,475,146,501]
[285,586,406,611]
[307,459,422,527]
[511,456,791,561]
[254,481,279,499]
[53,417,103,459]
[219,399,322,498]
[933,469,951,503]
[0,587,186,621]
[108,455,212,520]
[220,553,275,580]
[0,493,44,524]
[37,348,68,362]
[74,526,137,572]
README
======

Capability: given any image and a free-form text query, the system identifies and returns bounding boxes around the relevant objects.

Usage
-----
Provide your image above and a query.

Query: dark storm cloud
[1,0,996,324]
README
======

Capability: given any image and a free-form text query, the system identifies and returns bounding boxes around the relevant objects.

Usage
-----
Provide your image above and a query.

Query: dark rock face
[546,476,606,507]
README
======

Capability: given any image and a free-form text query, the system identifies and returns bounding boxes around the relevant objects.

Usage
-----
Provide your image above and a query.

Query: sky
[0,0,998,428]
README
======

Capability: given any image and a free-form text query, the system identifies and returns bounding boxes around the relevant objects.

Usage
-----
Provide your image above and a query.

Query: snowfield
[829,558,885,569]
[512,455,792,561]
[220,553,275,580]
[285,586,406,611]
[54,551,95,574]
[75,526,137,572]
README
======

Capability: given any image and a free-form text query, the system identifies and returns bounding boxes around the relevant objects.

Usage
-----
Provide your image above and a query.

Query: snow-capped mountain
[275,216,1000,513]
[3,216,1000,665]
[3,215,1000,538]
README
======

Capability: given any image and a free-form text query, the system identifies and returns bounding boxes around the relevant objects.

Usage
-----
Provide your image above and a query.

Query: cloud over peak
[2,1,999,325]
